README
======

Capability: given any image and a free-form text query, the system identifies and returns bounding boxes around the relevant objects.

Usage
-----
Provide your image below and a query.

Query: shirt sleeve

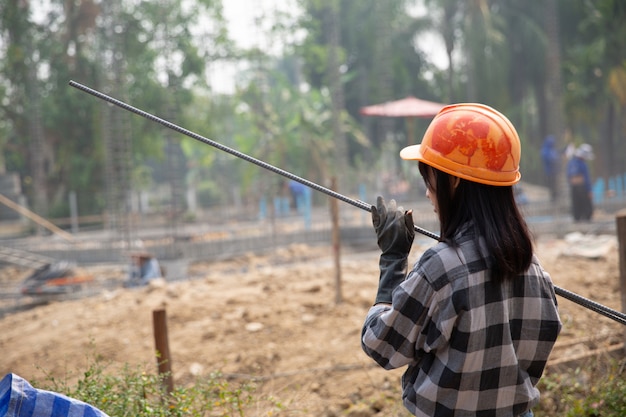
[361,266,438,370]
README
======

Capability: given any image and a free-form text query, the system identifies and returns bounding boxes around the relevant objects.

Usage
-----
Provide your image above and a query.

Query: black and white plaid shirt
[362,224,562,417]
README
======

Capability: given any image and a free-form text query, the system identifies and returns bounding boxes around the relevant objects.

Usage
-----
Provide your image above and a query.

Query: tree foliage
[0,0,230,217]
[0,0,625,220]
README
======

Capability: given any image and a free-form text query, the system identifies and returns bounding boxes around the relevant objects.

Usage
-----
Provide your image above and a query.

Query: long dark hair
[419,162,533,281]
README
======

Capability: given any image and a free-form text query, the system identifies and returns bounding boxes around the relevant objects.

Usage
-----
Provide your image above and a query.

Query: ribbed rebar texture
[69,80,626,326]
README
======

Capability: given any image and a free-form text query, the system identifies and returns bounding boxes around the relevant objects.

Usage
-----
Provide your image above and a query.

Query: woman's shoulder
[419,241,453,263]
[528,254,553,279]
[419,230,480,265]
[417,235,490,283]
[416,242,466,282]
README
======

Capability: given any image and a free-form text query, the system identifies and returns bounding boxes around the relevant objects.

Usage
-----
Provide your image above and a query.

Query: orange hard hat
[400,103,521,186]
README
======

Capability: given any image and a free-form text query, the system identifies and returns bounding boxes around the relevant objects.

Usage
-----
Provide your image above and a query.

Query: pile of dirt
[0,236,622,416]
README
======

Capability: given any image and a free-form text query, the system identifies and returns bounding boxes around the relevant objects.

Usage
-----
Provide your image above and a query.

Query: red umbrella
[360,96,447,144]
[359,96,446,118]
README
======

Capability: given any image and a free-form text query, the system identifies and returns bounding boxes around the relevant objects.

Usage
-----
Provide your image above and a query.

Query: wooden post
[152,308,174,395]
[330,177,343,304]
[616,210,626,354]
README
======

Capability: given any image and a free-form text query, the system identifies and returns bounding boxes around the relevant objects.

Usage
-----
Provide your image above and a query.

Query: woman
[362,103,561,417]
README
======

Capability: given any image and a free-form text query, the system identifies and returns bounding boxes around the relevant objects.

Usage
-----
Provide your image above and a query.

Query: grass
[536,358,626,416]
[28,348,626,416]
[34,355,284,417]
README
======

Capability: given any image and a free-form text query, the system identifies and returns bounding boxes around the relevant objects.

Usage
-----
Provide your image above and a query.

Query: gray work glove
[371,196,415,305]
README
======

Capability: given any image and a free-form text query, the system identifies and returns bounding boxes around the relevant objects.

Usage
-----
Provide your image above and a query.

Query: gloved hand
[371,196,415,305]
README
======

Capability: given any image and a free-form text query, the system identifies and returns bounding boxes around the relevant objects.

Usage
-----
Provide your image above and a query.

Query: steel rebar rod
[68,80,626,326]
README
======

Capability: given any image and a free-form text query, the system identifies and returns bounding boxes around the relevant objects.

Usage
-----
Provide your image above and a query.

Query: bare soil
[0,235,622,416]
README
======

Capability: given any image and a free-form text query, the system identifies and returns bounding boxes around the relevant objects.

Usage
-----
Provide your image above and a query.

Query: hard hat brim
[399,144,422,161]
[400,144,521,186]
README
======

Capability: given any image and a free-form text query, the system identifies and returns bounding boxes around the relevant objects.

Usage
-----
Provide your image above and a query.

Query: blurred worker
[566,143,594,222]
[541,134,560,201]
[126,252,163,287]
[361,104,562,417]
[287,180,306,210]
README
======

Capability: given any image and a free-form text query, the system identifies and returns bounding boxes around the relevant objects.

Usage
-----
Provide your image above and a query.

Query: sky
[28,0,445,94]
[208,0,302,94]
[213,0,446,94]
[222,0,299,51]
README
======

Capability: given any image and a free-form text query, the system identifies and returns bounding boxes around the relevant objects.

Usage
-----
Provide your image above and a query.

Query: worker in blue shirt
[126,252,163,287]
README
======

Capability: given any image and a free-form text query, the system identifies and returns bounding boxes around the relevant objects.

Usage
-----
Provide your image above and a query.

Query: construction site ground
[0,223,624,416]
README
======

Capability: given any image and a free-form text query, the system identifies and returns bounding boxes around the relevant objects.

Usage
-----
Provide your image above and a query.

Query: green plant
[35,354,284,417]
[537,359,626,417]
[566,361,626,417]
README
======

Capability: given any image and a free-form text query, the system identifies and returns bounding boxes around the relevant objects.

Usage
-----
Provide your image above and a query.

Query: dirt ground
[0,232,623,416]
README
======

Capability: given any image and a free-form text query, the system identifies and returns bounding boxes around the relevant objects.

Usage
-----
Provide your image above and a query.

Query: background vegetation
[2,2,626,415]
[37,352,626,416]
[0,0,625,224]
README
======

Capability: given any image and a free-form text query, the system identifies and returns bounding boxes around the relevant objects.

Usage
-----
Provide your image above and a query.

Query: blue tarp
[0,373,109,417]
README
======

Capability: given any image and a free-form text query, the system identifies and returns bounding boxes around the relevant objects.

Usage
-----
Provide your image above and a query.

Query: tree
[0,0,231,224]
[559,0,626,178]
[296,0,434,164]
[0,0,50,219]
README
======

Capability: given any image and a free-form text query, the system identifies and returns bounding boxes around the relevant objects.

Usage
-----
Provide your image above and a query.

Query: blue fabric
[0,374,109,417]
[127,257,162,287]
[541,135,559,175]
[140,258,162,280]
[287,180,306,195]
[566,157,592,192]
